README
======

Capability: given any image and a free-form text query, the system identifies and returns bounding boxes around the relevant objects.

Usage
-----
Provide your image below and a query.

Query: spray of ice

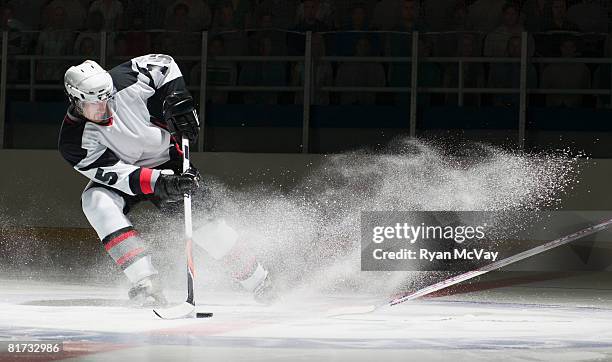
[175,139,580,298]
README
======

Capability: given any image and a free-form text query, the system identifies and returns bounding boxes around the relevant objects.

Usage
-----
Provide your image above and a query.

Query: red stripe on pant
[116,247,146,266]
[140,168,154,194]
[104,230,138,251]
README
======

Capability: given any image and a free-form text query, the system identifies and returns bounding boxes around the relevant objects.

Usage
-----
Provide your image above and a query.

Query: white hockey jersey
[59,54,188,196]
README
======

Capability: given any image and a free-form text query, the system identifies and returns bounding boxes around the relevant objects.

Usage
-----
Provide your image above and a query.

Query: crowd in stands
[1,0,611,107]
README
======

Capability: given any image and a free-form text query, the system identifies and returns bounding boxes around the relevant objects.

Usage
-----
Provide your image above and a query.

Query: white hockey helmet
[64,60,116,122]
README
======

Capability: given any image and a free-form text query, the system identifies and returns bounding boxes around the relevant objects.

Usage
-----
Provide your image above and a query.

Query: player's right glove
[154,168,200,202]
[163,91,200,143]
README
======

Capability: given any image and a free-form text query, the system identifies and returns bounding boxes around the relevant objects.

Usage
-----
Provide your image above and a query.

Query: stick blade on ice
[153,302,195,320]
[326,304,378,317]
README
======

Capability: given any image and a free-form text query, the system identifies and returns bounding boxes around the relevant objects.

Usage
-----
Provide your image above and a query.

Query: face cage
[72,95,117,122]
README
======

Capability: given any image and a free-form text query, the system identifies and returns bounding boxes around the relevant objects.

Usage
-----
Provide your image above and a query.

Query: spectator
[111,33,129,57]
[211,0,250,28]
[371,0,402,30]
[36,5,74,81]
[1,4,28,54]
[467,0,509,32]
[294,0,334,28]
[251,0,297,29]
[483,3,534,57]
[435,2,474,56]
[292,33,333,105]
[125,0,166,29]
[541,37,591,107]
[385,0,421,58]
[523,0,548,32]
[231,0,252,28]
[41,0,85,30]
[389,38,442,107]
[75,35,97,56]
[447,1,473,31]
[211,1,247,55]
[593,35,612,108]
[570,1,608,58]
[1,3,29,82]
[542,0,579,31]
[396,0,419,31]
[163,3,201,55]
[536,0,580,56]
[335,37,386,105]
[124,12,152,56]
[165,3,200,31]
[6,0,43,30]
[248,12,287,55]
[294,0,330,31]
[488,36,538,107]
[420,0,457,31]
[567,0,609,33]
[239,37,287,104]
[334,0,376,29]
[190,36,238,104]
[334,4,381,56]
[165,0,212,30]
[73,10,104,56]
[443,33,485,106]
[483,3,520,56]
[88,0,124,30]
[288,0,330,55]
[212,1,241,30]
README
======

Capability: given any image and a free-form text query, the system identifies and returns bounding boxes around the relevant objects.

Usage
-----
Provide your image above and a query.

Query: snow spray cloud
[182,138,579,297]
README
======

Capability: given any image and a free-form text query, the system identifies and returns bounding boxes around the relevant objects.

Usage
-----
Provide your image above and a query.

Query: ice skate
[253,270,278,305]
[128,275,168,307]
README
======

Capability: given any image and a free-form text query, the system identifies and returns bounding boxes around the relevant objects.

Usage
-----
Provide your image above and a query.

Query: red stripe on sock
[105,230,138,251]
[140,168,154,194]
[116,247,145,266]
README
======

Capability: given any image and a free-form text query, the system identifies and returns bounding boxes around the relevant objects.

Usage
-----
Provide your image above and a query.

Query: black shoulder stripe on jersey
[59,143,88,167]
[109,60,139,92]
[78,148,120,171]
[58,116,87,167]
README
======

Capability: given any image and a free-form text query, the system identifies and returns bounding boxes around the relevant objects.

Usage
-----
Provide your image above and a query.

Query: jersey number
[146,54,172,75]
[95,169,118,185]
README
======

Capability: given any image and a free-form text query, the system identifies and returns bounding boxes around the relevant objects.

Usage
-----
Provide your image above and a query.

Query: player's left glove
[154,168,201,202]
[163,91,200,143]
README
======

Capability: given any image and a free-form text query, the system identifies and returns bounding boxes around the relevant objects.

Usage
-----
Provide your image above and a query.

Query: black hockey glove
[163,91,200,143]
[154,168,200,202]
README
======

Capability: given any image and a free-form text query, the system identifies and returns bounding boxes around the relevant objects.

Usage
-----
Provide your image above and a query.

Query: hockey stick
[327,217,612,317]
[153,136,199,319]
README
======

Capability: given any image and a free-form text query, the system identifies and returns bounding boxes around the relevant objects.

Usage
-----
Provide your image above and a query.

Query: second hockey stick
[328,216,612,317]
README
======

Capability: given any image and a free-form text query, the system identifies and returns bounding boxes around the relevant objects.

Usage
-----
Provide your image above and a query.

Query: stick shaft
[389,217,612,306]
[182,136,195,306]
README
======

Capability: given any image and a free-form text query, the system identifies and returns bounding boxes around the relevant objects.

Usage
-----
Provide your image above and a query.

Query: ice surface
[2,272,612,362]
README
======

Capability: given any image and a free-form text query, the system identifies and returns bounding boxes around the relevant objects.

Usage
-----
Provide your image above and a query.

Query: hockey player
[58,55,273,305]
